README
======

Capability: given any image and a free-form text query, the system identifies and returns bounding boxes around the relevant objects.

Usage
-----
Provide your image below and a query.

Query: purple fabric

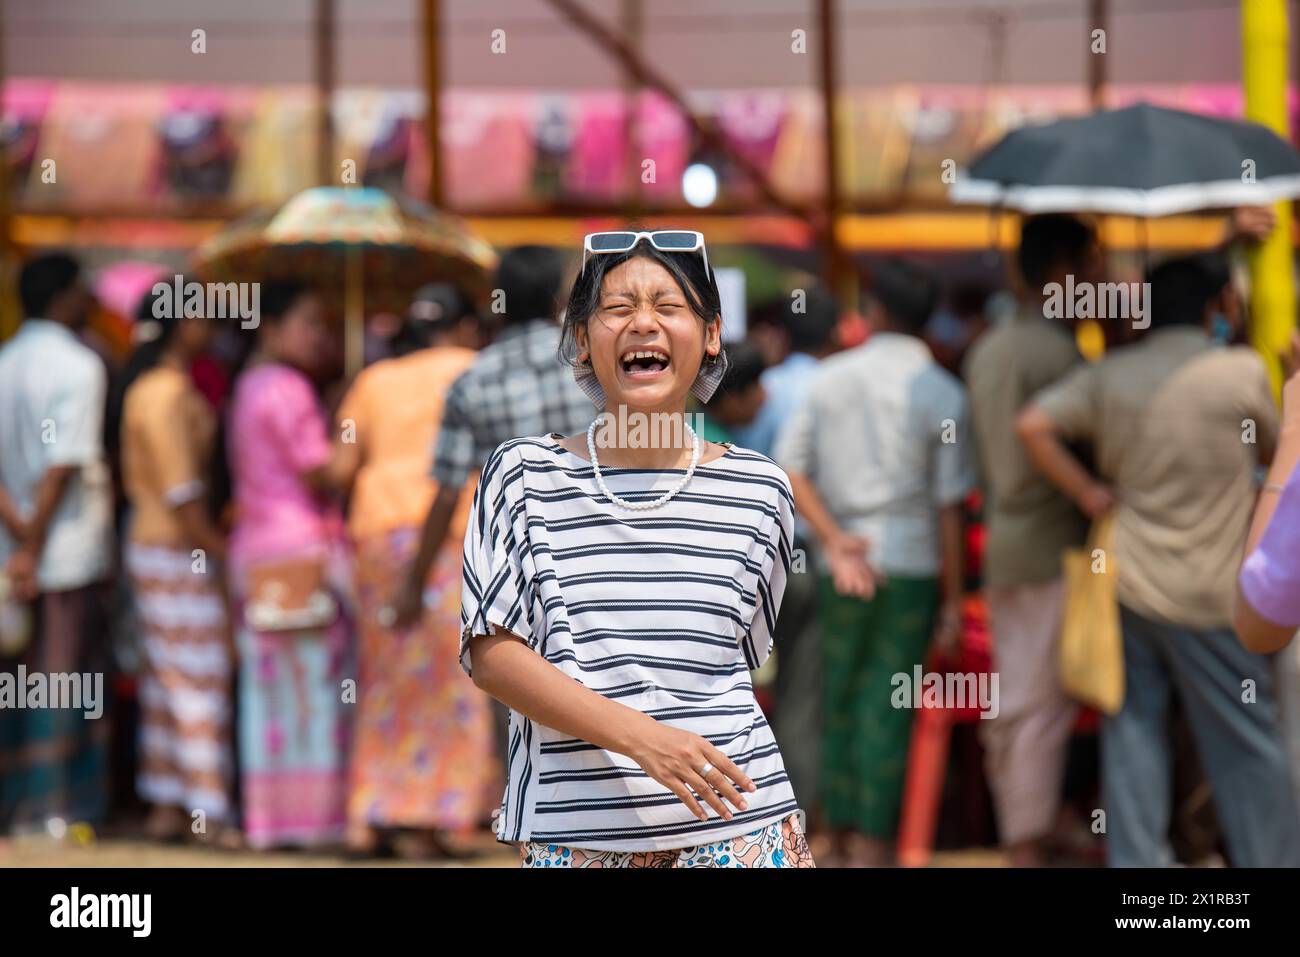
[1240,468,1300,627]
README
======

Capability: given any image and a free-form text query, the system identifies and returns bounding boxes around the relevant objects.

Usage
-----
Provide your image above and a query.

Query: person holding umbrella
[963,214,1095,867]
[225,281,355,851]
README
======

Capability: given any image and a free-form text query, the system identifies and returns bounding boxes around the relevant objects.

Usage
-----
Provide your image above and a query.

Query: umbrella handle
[345,245,364,378]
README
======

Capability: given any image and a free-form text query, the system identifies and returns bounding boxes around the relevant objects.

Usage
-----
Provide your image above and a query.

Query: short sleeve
[1239,468,1300,628]
[458,444,537,677]
[932,384,976,507]
[262,370,331,474]
[431,375,477,491]
[1032,361,1100,442]
[773,390,817,477]
[46,358,107,468]
[741,470,795,670]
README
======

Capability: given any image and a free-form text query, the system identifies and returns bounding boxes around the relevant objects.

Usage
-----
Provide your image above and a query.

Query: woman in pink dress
[226,282,352,849]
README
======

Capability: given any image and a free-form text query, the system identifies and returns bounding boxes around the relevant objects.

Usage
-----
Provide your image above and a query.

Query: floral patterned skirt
[519,813,815,868]
[348,529,500,830]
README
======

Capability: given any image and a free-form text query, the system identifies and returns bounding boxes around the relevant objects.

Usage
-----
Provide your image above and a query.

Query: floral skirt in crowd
[519,813,816,868]
[347,529,500,830]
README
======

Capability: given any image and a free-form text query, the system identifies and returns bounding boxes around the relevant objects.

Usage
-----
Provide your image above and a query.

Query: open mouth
[620,348,671,378]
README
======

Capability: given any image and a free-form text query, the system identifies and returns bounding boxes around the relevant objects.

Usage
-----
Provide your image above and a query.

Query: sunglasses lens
[651,231,699,250]
[589,232,638,252]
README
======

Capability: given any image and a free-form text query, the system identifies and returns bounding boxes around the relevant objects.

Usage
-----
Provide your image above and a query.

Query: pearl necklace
[586,417,701,511]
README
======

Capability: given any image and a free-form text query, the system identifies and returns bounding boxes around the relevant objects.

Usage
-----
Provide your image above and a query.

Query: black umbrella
[950,102,1300,216]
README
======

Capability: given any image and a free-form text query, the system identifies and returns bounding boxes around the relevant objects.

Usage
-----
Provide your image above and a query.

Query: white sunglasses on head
[581,230,710,277]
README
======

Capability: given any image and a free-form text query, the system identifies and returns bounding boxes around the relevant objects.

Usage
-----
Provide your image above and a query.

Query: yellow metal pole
[1242,0,1294,394]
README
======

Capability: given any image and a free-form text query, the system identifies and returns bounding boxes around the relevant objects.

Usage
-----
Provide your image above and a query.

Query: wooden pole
[1088,0,1108,110]
[422,0,444,207]
[622,0,643,219]
[314,0,336,187]
[542,0,803,222]
[817,0,851,306]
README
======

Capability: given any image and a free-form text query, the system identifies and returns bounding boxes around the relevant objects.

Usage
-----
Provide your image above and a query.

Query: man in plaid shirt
[391,246,592,627]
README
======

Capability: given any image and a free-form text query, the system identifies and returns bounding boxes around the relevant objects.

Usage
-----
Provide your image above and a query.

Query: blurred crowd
[3,215,1300,866]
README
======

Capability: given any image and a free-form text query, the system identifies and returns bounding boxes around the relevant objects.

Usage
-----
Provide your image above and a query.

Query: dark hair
[496,245,567,327]
[218,278,315,388]
[1147,253,1230,330]
[104,289,186,481]
[20,252,81,318]
[703,341,765,407]
[392,283,475,357]
[1017,214,1096,289]
[784,285,840,353]
[258,279,312,324]
[558,234,721,368]
[866,259,940,335]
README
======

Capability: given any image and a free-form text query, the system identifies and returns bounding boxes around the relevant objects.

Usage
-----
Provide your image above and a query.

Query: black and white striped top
[459,434,799,852]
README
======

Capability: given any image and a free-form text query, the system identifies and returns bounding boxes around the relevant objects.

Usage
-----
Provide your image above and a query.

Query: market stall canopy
[949,102,1300,217]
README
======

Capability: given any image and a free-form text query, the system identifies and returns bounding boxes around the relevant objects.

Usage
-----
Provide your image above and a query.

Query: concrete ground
[0,830,1006,868]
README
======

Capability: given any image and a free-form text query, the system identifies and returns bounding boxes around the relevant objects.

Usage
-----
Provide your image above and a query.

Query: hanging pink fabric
[635,92,690,202]
[442,93,536,210]
[564,92,628,201]
[33,83,162,206]
[717,90,787,200]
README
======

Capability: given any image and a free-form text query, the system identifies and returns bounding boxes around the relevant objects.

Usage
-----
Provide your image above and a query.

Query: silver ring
[699,762,715,778]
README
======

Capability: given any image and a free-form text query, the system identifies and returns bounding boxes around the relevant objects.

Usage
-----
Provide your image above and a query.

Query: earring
[705,351,719,366]
[578,353,590,365]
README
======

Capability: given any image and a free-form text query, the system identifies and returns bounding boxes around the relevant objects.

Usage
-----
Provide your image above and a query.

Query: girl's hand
[626,721,756,822]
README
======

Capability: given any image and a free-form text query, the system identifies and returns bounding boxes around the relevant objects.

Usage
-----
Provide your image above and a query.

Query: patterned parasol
[193,187,497,374]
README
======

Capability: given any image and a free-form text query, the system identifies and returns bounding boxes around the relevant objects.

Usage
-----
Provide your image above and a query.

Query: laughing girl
[458,230,813,868]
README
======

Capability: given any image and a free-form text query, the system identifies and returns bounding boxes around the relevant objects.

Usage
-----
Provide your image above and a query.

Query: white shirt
[0,320,114,591]
[460,435,799,852]
[775,332,975,577]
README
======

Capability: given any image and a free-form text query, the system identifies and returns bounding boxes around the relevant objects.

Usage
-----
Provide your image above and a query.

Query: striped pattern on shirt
[460,434,799,852]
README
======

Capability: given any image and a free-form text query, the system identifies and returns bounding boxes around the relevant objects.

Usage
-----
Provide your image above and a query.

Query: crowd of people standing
[3,214,1300,866]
